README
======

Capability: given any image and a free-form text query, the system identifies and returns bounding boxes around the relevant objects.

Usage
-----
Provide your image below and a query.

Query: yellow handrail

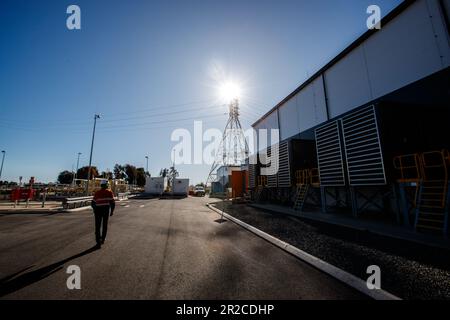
[296,168,320,186]
[393,153,422,183]
[257,176,268,187]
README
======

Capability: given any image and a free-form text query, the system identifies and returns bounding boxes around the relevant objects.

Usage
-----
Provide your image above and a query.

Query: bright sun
[219,81,241,102]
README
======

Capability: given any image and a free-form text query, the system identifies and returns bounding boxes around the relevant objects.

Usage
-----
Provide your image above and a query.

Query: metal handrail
[393,153,422,182]
[296,168,320,187]
[257,176,268,187]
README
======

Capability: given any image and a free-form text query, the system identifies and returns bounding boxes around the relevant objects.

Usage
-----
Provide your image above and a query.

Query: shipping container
[172,178,189,196]
[145,177,167,195]
[231,171,245,198]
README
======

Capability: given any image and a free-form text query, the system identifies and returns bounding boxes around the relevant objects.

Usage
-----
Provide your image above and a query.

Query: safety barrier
[117,193,129,201]
[62,196,93,209]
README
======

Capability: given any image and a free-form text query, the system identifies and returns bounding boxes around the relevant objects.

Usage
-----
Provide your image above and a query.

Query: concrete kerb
[207,203,401,301]
[63,206,92,213]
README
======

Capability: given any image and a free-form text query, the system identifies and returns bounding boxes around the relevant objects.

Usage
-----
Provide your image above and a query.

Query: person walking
[91,180,115,248]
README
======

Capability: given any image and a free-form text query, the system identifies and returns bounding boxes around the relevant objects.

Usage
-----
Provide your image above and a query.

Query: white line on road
[139,205,145,208]
[207,203,401,301]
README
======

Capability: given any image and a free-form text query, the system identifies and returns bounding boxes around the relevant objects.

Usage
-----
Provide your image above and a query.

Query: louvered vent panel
[315,121,346,186]
[248,155,256,189]
[341,105,386,186]
[277,141,291,187]
[265,146,278,188]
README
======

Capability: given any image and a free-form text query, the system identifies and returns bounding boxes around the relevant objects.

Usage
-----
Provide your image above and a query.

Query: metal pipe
[0,150,6,181]
[74,152,81,184]
[86,115,100,195]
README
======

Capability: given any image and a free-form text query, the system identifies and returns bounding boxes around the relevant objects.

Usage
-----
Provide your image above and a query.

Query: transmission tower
[206,98,249,186]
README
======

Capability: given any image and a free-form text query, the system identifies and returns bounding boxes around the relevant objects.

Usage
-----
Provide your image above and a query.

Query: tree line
[57,164,147,186]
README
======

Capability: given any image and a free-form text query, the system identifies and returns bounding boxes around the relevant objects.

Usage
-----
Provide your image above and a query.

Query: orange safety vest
[93,189,115,207]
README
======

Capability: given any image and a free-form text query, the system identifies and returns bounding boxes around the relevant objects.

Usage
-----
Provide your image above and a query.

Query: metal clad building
[253,0,450,138]
[249,0,450,227]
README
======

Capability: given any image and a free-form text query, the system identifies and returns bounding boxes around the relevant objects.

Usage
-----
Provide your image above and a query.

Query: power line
[0,113,228,135]
[0,98,218,127]
[97,113,227,130]
[104,98,217,117]
[100,103,226,123]
[96,118,228,134]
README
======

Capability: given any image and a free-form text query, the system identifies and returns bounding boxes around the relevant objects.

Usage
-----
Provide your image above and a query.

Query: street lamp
[73,152,82,185]
[86,114,100,195]
[0,150,6,181]
[145,155,149,176]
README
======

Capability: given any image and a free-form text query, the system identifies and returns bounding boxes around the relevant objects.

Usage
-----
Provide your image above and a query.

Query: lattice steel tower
[206,98,249,186]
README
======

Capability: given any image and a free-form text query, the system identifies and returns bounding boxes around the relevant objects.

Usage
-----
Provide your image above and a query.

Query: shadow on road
[0,245,99,297]
[0,211,61,216]
[214,219,228,224]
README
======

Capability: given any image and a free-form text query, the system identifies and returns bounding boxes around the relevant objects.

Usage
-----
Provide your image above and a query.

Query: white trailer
[145,177,167,195]
[172,178,189,196]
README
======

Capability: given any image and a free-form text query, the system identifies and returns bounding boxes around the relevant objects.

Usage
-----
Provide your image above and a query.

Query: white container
[145,177,167,195]
[172,178,189,196]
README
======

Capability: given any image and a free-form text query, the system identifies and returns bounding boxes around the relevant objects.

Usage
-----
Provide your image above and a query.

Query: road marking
[125,205,130,208]
[139,205,145,208]
[207,203,401,301]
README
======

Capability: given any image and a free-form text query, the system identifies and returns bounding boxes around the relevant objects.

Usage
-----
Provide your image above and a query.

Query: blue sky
[0,0,402,184]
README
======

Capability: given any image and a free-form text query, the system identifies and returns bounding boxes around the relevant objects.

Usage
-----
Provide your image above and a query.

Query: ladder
[415,180,448,233]
[414,150,449,235]
[293,184,309,212]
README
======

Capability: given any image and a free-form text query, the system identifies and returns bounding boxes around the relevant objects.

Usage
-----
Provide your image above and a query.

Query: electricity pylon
[206,98,249,186]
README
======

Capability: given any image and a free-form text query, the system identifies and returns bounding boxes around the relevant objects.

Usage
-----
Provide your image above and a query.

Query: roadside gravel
[211,202,450,300]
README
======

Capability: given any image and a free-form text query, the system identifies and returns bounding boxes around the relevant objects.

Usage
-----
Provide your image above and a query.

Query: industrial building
[248,0,450,236]
[210,165,248,197]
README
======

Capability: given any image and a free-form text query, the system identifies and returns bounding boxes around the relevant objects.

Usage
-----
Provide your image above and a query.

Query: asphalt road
[0,197,365,299]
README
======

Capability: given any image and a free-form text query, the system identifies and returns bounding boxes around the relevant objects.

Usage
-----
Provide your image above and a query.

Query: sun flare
[219,81,241,102]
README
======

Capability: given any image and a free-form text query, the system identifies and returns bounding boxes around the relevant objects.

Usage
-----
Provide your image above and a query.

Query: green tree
[76,166,99,180]
[136,167,146,186]
[57,170,74,184]
[159,168,169,178]
[169,166,179,179]
[113,164,125,179]
[101,171,113,180]
[124,164,137,184]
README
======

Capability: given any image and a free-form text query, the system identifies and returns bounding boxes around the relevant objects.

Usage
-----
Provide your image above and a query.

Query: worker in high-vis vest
[91,180,115,247]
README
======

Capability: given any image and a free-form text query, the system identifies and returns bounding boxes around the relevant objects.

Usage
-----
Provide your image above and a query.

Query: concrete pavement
[0,197,366,299]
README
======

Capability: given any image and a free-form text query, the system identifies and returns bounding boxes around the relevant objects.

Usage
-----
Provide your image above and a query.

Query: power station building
[248,0,450,236]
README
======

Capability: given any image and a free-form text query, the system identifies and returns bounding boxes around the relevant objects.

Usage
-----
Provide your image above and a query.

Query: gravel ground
[211,202,450,300]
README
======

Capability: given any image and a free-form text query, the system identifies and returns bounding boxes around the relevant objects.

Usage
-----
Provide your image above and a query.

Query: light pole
[145,155,149,176]
[73,152,82,185]
[0,150,5,181]
[86,114,100,195]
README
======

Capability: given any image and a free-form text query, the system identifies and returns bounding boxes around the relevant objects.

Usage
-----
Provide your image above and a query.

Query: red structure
[11,188,35,202]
